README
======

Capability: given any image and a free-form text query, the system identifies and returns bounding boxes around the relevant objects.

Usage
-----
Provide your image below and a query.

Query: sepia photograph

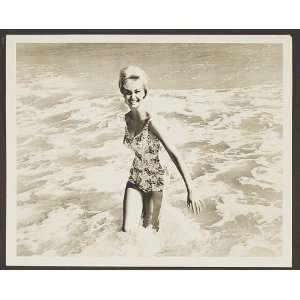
[5,34,292,267]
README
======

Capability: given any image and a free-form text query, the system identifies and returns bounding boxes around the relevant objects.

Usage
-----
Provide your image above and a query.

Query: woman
[120,66,203,232]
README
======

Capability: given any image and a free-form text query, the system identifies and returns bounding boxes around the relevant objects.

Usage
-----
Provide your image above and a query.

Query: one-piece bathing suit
[123,116,167,193]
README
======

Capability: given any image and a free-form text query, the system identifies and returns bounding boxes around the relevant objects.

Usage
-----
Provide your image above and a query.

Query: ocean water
[16,44,283,257]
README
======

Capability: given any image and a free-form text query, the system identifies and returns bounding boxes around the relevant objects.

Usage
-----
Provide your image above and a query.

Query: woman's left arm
[149,116,203,214]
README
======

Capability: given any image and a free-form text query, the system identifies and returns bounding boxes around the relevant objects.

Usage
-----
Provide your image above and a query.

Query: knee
[122,223,138,233]
[122,226,132,233]
[142,211,153,228]
[122,223,131,232]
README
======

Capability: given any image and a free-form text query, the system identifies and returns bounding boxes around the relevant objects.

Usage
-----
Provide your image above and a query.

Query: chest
[123,126,161,155]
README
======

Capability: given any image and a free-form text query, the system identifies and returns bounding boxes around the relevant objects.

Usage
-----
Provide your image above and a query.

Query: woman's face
[122,79,146,110]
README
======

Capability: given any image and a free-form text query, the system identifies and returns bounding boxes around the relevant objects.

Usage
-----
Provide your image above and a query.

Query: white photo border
[5,34,293,267]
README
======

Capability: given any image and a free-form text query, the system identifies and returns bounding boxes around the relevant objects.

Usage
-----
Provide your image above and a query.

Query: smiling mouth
[130,100,139,105]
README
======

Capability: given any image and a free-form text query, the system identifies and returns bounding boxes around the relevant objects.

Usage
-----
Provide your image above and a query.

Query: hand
[187,189,204,215]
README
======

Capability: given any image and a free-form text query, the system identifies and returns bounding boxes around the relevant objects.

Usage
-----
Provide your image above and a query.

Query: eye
[123,89,132,96]
[135,90,141,93]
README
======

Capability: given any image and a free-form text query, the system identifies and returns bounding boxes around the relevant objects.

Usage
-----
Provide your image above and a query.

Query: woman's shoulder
[125,110,153,121]
[147,111,159,122]
[124,110,163,125]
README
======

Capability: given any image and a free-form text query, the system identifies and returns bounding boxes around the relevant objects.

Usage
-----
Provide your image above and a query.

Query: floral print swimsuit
[123,117,167,192]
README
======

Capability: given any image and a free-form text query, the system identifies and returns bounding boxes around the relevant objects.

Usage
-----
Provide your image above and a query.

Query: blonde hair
[119,66,149,97]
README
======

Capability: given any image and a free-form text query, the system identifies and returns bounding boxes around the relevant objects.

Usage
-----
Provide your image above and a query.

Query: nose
[130,93,137,101]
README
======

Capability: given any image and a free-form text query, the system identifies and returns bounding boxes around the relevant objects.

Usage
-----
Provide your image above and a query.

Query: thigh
[122,182,144,232]
[142,191,163,229]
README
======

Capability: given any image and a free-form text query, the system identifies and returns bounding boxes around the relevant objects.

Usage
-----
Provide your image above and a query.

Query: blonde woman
[120,66,203,232]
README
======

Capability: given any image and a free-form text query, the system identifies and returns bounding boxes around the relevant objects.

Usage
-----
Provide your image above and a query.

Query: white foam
[16,83,284,257]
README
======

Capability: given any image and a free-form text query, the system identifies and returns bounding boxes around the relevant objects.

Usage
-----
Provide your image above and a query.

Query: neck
[130,107,147,120]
